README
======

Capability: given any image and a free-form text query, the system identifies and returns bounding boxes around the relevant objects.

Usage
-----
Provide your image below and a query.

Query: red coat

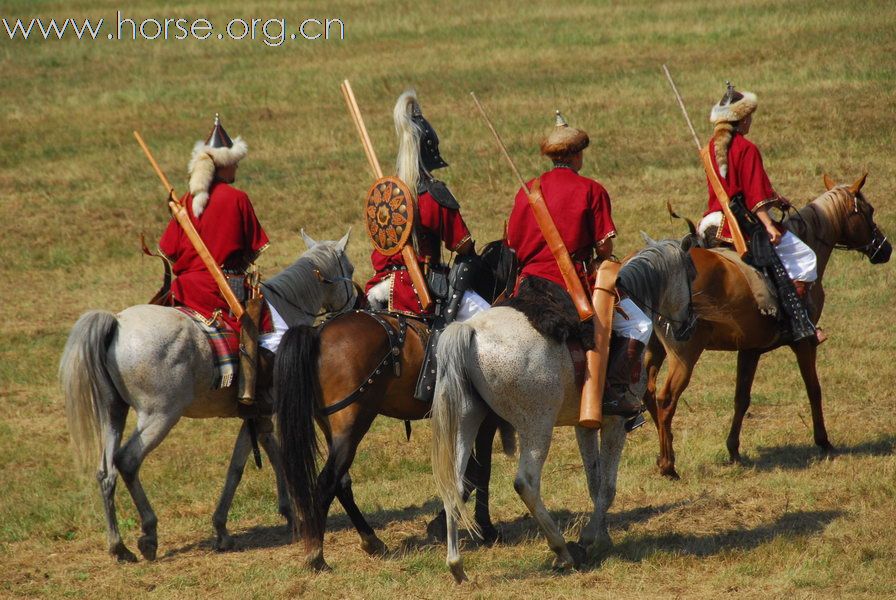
[704,133,778,242]
[365,190,472,316]
[160,182,270,332]
[507,166,616,293]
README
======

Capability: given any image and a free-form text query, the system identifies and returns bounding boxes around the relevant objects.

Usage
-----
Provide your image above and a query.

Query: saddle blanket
[708,248,779,318]
[175,306,239,389]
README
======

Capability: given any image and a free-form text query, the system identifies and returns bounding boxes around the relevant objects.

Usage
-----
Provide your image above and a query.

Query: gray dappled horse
[431,237,697,582]
[59,231,355,562]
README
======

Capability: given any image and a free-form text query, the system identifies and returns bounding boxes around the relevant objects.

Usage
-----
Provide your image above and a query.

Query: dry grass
[2,0,895,597]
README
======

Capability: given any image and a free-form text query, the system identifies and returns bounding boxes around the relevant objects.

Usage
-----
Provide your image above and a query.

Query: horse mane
[261,243,341,327]
[618,238,694,315]
[785,186,851,247]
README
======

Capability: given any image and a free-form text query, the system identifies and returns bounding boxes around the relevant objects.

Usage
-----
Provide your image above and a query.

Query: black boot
[602,337,645,417]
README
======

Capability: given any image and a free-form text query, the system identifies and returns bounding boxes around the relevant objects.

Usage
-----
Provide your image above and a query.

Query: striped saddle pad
[175,306,239,389]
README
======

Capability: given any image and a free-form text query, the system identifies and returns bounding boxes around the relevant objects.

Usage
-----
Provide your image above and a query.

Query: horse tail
[274,324,325,541]
[430,321,480,536]
[59,310,120,473]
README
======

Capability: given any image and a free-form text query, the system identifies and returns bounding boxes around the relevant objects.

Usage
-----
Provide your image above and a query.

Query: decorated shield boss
[365,176,415,256]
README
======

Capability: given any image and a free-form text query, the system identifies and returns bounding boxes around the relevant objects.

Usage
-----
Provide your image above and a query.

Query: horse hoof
[426,513,447,542]
[587,535,613,562]
[448,558,468,584]
[360,535,388,557]
[566,542,587,568]
[111,543,138,563]
[660,465,680,480]
[214,534,235,552]
[479,524,500,547]
[305,550,331,572]
[820,444,837,460]
[137,536,157,561]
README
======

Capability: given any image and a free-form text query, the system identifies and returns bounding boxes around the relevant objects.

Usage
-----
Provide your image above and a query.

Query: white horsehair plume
[393,89,423,197]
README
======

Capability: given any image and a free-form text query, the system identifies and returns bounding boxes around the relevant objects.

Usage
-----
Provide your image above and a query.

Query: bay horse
[275,240,518,571]
[644,174,891,479]
[59,231,357,561]
[431,238,697,582]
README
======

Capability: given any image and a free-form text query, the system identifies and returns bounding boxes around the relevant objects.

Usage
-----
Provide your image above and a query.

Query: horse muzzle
[866,233,891,264]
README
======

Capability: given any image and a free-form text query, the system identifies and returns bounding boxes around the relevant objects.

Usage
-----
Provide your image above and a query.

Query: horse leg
[575,425,601,550]
[593,416,627,558]
[211,421,252,551]
[334,472,388,557]
[113,410,181,561]
[792,342,835,456]
[643,334,666,431]
[97,397,137,562]
[256,421,296,533]
[726,350,762,464]
[514,430,581,570]
[655,344,703,479]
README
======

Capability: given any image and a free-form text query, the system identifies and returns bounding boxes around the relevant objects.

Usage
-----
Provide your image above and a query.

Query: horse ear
[640,231,657,246]
[300,228,317,248]
[336,227,352,253]
[823,173,836,191]
[849,172,868,195]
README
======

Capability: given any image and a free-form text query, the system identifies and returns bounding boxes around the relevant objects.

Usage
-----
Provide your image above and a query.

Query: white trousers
[259,300,289,353]
[612,297,653,344]
[776,231,817,282]
[699,211,817,282]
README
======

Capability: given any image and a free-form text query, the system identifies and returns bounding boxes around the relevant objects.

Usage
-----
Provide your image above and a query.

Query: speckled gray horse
[59,231,355,562]
[431,237,697,582]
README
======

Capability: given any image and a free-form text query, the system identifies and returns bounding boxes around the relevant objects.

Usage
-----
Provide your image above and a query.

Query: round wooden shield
[364,176,415,256]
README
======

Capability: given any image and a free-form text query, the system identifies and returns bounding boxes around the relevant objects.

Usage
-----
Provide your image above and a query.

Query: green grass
[2,0,895,597]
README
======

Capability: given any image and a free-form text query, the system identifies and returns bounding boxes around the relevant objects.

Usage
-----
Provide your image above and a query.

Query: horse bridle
[787,190,888,262]
[303,251,361,319]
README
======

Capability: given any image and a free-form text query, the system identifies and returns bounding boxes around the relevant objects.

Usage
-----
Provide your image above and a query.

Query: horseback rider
[159,115,283,408]
[506,111,652,418]
[365,90,490,322]
[697,83,826,344]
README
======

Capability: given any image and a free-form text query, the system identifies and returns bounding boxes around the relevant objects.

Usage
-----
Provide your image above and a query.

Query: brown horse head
[821,173,891,264]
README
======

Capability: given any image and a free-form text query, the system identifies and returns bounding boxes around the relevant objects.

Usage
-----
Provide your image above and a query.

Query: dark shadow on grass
[745,434,895,471]
[163,523,294,558]
[609,509,843,563]
[394,501,686,555]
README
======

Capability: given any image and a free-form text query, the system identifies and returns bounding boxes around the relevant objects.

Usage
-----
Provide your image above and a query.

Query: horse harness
[319,310,429,417]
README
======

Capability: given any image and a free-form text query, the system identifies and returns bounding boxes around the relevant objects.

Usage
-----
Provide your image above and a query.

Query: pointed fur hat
[540,110,590,160]
[710,82,757,124]
[188,114,248,217]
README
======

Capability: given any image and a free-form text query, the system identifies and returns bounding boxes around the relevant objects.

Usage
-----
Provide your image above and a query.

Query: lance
[662,65,748,256]
[340,79,433,311]
[133,131,245,320]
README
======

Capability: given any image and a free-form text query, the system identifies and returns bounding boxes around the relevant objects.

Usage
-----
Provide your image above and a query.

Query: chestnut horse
[644,174,891,479]
[275,240,517,570]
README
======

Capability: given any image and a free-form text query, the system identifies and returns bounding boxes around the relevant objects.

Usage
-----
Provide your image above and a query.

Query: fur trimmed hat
[540,111,590,160]
[188,114,248,217]
[709,82,757,125]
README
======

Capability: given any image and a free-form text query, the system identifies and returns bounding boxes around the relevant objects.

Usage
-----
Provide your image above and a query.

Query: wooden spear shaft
[133,131,244,319]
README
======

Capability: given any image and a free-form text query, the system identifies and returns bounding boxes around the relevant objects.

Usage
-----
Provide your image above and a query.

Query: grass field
[2,0,895,597]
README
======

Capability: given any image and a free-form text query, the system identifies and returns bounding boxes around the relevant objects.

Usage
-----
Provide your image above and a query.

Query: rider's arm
[596,237,614,260]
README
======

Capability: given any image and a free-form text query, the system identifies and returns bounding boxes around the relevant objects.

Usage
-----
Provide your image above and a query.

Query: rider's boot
[602,336,645,418]
[794,281,827,345]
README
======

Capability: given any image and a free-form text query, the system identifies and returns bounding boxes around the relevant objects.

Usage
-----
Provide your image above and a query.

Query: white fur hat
[710,83,757,124]
[187,114,248,217]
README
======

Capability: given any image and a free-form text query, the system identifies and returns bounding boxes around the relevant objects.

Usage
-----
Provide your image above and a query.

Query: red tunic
[507,167,616,293]
[704,133,778,242]
[159,182,270,332]
[365,190,472,316]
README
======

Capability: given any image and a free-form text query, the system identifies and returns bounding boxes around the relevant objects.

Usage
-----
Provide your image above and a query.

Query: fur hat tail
[394,89,422,195]
[186,137,248,217]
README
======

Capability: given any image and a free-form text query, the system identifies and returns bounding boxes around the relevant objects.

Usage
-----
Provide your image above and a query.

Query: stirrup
[624,413,646,433]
